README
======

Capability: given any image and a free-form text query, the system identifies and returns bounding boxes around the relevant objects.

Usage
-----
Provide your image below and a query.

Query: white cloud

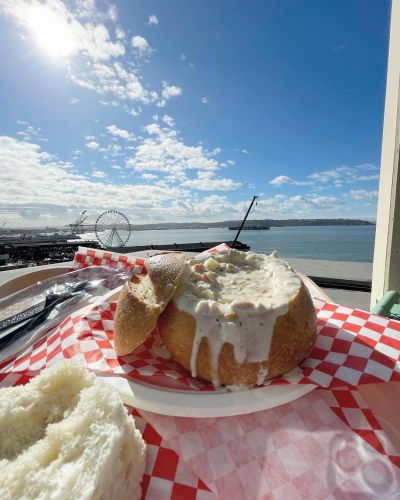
[162,115,175,127]
[179,53,194,69]
[148,15,158,26]
[37,211,60,221]
[0,209,25,225]
[123,106,141,117]
[69,97,79,104]
[69,61,153,105]
[131,35,153,58]
[106,124,134,141]
[86,140,100,150]
[248,194,342,218]
[1,0,125,61]
[69,60,181,110]
[1,0,181,112]
[270,175,294,186]
[141,173,158,181]
[0,136,378,226]
[115,27,125,39]
[107,5,117,23]
[16,121,47,142]
[156,82,182,108]
[161,81,182,99]
[0,136,193,226]
[101,142,124,158]
[239,149,249,154]
[270,164,379,189]
[145,123,161,135]
[127,122,223,175]
[307,195,338,209]
[307,164,379,184]
[183,171,241,191]
[125,122,241,192]
[99,99,119,107]
[349,189,378,200]
[201,97,209,104]
[355,174,380,181]
[92,169,107,178]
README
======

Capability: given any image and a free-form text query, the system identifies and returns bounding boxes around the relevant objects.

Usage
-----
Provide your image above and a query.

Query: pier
[0,237,100,268]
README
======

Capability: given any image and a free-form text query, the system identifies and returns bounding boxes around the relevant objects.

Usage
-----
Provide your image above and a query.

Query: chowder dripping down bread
[158,250,317,386]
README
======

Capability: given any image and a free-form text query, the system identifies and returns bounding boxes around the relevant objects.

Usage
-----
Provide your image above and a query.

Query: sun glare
[28,6,76,59]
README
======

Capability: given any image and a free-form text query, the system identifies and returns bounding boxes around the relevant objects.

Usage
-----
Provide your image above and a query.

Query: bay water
[117,225,375,262]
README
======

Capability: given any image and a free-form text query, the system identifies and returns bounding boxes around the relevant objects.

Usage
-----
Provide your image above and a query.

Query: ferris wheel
[94,210,131,248]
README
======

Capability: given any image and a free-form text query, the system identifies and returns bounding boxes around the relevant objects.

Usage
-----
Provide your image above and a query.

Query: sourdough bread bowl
[158,249,317,386]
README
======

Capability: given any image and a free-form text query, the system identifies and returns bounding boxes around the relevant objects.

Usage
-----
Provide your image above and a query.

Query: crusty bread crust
[158,282,317,385]
[114,252,185,356]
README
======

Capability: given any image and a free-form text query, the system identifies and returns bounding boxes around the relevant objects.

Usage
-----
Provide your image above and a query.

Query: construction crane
[67,210,88,235]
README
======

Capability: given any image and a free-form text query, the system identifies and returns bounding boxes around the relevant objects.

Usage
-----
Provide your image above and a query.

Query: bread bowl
[158,249,317,386]
[0,361,146,500]
[114,252,185,356]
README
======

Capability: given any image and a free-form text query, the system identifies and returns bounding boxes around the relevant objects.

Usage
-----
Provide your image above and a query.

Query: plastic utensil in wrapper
[0,265,131,363]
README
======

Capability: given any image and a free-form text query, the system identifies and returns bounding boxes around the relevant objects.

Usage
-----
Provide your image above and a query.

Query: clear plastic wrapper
[0,266,131,363]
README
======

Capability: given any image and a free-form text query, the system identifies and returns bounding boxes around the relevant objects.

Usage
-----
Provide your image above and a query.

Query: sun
[27,5,76,59]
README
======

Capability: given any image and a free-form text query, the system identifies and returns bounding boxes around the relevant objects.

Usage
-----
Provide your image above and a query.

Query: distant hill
[3,218,374,233]
[129,218,374,231]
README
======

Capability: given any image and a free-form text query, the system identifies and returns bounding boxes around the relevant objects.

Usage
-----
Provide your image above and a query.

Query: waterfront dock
[285,257,372,310]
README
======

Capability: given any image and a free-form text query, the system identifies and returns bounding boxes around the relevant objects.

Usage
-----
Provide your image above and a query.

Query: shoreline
[0,219,375,234]
[0,225,376,266]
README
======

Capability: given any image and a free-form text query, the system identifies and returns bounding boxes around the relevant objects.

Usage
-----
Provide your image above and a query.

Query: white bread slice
[0,361,146,500]
[113,252,185,356]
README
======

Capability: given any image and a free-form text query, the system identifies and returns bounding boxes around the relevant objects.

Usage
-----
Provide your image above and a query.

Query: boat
[228,225,270,230]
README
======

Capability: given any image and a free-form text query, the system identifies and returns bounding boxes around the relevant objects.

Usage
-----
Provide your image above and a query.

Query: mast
[232,195,259,248]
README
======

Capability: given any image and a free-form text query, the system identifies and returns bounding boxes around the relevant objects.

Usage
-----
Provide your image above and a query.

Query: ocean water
[95,225,375,263]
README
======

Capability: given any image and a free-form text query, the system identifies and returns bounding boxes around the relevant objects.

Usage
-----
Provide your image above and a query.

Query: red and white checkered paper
[72,245,147,273]
[3,244,399,392]
[131,408,216,500]
[141,389,400,499]
[1,244,400,498]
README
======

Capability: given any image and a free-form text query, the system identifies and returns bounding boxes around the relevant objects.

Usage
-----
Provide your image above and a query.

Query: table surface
[0,252,399,457]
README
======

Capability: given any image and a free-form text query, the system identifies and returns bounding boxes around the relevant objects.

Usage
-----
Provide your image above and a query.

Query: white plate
[95,277,318,417]
[98,374,315,417]
[0,264,321,418]
[97,271,320,417]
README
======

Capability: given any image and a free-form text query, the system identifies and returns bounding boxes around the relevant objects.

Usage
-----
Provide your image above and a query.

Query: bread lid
[113,252,185,356]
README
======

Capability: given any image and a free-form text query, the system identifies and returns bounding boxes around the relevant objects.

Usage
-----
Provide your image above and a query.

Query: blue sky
[0,0,390,227]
